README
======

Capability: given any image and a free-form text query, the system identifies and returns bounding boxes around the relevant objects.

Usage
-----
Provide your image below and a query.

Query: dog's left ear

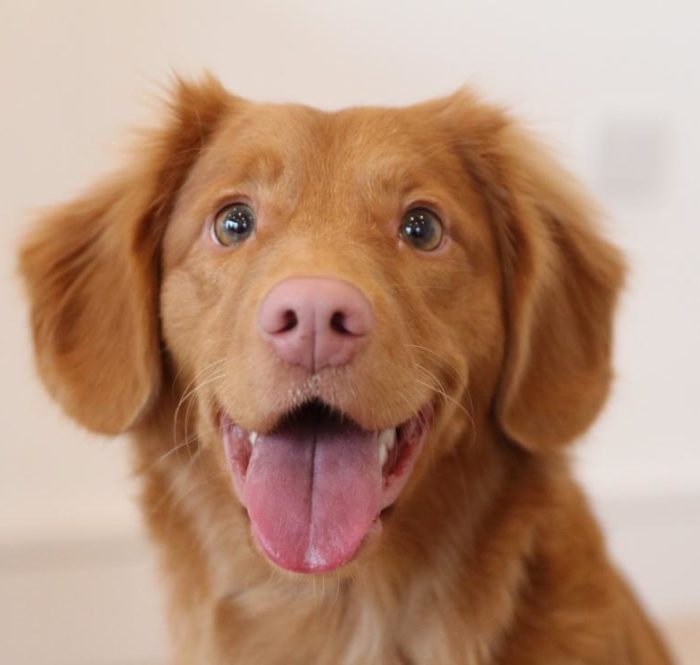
[444,92,626,450]
[19,75,234,435]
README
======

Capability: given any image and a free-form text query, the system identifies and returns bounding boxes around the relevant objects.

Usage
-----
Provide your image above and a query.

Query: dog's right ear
[19,75,234,435]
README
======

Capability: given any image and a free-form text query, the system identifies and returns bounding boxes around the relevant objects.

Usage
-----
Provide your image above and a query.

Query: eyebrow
[354,160,431,203]
[231,149,286,189]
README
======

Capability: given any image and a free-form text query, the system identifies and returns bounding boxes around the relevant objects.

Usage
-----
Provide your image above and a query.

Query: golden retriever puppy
[19,75,674,664]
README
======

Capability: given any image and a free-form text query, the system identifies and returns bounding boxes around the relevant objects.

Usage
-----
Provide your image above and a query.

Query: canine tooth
[378,443,388,467]
[249,431,258,446]
[378,428,397,450]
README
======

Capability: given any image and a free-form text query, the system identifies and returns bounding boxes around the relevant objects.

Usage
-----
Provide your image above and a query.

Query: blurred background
[1,1,698,663]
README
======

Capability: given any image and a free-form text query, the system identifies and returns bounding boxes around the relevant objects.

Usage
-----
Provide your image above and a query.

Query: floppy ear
[448,92,626,450]
[19,75,233,435]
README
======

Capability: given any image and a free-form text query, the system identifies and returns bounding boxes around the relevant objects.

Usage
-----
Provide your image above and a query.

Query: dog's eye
[399,207,444,251]
[212,203,256,246]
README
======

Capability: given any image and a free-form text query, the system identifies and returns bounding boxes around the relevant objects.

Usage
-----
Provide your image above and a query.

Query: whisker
[146,420,229,474]
[404,343,465,383]
[172,358,227,435]
[171,362,227,466]
[413,364,475,432]
[181,370,226,463]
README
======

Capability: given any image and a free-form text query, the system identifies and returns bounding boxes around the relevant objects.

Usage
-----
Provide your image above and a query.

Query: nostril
[330,311,351,335]
[278,309,298,333]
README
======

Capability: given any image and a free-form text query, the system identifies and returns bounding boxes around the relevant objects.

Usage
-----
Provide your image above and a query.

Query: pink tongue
[243,417,382,573]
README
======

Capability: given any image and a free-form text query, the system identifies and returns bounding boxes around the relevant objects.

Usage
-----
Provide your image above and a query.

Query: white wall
[1,1,698,663]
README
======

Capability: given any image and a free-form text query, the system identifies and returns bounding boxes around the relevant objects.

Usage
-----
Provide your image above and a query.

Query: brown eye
[212,203,256,246]
[399,207,444,251]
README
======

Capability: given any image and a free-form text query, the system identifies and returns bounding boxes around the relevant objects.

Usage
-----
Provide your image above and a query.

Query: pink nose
[258,278,373,373]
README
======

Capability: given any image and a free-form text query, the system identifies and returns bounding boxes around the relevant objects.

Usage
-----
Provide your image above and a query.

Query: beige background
[1,1,698,663]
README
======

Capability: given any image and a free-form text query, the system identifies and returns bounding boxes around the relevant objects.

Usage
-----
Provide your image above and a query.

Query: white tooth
[378,428,397,450]
[249,431,258,446]
[378,443,388,467]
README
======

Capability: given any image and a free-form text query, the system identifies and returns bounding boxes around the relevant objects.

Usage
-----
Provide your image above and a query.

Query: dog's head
[20,76,624,574]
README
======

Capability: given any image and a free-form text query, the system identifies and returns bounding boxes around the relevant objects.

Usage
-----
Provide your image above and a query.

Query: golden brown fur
[19,75,674,664]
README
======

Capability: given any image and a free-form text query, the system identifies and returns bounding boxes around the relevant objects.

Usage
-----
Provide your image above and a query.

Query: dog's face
[159,102,503,571]
[20,77,624,575]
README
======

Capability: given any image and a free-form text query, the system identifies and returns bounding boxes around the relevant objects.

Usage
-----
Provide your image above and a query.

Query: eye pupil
[404,213,428,237]
[224,213,250,234]
[213,203,256,246]
[400,207,443,251]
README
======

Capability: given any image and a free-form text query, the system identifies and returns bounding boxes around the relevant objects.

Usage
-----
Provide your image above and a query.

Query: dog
[19,74,674,664]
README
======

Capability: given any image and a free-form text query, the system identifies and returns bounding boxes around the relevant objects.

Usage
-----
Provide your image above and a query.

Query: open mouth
[221,399,431,573]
